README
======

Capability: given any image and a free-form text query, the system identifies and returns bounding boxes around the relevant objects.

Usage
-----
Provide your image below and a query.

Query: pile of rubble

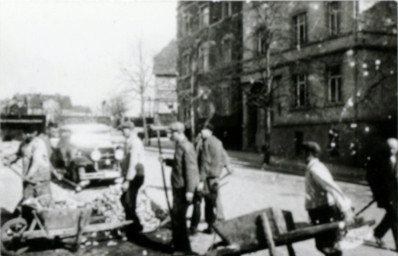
[89,184,126,223]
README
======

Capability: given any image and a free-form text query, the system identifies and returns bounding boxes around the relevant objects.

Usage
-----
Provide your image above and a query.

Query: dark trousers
[171,188,191,252]
[374,204,398,249]
[191,177,219,229]
[308,205,343,256]
[121,175,144,230]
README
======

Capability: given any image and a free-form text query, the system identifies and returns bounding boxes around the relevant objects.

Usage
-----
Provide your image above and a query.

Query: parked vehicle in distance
[51,123,125,186]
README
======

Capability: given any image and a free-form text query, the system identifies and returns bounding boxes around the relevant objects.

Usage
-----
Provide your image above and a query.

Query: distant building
[241,1,397,165]
[3,93,92,124]
[153,39,178,115]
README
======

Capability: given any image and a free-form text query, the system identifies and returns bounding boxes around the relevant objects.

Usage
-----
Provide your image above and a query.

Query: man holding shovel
[161,121,199,254]
[7,126,52,204]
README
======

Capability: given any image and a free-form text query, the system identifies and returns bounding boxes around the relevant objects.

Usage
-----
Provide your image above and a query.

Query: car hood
[69,133,114,149]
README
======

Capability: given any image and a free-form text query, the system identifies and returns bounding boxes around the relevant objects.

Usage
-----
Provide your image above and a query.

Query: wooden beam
[260,213,278,256]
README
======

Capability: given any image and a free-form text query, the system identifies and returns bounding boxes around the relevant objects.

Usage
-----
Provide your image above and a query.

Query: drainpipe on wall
[353,0,359,165]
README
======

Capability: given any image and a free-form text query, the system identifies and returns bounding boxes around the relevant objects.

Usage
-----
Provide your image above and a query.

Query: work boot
[189,227,198,236]
[202,226,213,234]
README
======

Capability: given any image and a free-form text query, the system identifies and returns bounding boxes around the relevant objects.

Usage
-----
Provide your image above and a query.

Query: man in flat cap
[119,121,145,233]
[162,121,199,254]
[366,138,398,249]
[190,123,229,235]
[302,141,353,256]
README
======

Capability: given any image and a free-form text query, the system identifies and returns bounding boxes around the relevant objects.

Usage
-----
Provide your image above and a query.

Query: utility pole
[190,59,197,141]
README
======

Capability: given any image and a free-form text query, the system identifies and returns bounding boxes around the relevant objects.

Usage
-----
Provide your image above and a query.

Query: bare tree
[102,95,129,127]
[120,42,152,144]
[242,2,291,150]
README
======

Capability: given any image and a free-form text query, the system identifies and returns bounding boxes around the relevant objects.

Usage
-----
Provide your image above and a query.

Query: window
[293,74,308,107]
[181,53,190,76]
[293,13,307,46]
[199,5,210,29]
[222,38,233,63]
[273,76,282,116]
[198,44,209,72]
[328,2,340,36]
[184,15,193,35]
[218,85,231,116]
[222,2,233,18]
[257,34,267,55]
[327,65,342,103]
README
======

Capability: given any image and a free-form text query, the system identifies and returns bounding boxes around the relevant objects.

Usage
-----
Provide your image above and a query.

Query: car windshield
[61,123,111,135]
[60,123,113,148]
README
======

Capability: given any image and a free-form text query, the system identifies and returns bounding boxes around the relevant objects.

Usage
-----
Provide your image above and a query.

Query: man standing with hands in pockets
[161,122,199,255]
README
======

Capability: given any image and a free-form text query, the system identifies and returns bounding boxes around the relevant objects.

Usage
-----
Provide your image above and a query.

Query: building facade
[153,39,178,115]
[176,1,243,148]
[241,1,397,165]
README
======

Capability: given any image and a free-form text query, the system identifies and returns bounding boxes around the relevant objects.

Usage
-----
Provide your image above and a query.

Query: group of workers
[4,120,397,256]
[120,120,229,255]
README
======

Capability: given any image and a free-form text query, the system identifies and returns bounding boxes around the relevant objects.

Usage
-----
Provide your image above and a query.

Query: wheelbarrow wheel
[1,218,29,255]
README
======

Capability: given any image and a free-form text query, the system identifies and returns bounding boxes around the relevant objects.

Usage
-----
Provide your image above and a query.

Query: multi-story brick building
[241,1,397,165]
[176,1,243,149]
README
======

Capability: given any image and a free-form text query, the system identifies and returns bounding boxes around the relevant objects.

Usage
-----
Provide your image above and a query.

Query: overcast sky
[0,0,177,112]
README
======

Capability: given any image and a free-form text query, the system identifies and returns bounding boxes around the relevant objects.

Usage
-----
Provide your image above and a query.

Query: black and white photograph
[0,1,397,255]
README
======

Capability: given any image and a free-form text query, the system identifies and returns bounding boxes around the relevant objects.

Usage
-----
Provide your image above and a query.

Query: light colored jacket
[23,137,52,182]
[305,158,350,212]
[124,133,144,180]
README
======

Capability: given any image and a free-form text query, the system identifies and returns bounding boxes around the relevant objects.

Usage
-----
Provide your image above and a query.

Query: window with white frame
[222,2,233,18]
[294,74,308,107]
[199,5,210,29]
[184,14,192,35]
[293,13,307,46]
[327,65,342,103]
[328,2,340,36]
[181,53,190,76]
[198,44,209,72]
[222,38,233,63]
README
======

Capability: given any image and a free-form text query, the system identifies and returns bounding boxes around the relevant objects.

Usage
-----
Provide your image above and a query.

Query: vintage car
[51,123,125,185]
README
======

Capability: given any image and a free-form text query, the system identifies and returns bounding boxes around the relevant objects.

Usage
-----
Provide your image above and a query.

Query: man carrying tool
[302,141,353,256]
[119,121,145,233]
[9,126,53,204]
[366,138,398,249]
[161,122,199,254]
[190,124,229,235]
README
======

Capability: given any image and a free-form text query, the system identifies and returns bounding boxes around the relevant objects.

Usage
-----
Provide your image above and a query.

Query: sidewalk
[227,150,367,185]
[145,141,367,185]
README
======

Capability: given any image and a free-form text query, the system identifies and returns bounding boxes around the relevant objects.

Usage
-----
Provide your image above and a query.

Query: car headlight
[90,150,101,161]
[115,149,124,161]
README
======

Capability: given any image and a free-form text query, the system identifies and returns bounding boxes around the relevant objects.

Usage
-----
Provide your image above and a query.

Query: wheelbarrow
[206,207,375,256]
[1,204,133,255]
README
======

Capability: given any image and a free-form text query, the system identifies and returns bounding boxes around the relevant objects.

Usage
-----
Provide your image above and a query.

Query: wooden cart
[1,205,132,255]
[206,207,374,256]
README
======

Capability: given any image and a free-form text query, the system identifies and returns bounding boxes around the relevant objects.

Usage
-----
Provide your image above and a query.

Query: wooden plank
[260,213,278,256]
[213,208,275,246]
[83,220,133,233]
[275,219,375,244]
[268,209,296,256]
[213,208,295,249]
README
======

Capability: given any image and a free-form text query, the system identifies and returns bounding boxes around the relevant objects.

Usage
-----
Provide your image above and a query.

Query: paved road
[0,142,396,255]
